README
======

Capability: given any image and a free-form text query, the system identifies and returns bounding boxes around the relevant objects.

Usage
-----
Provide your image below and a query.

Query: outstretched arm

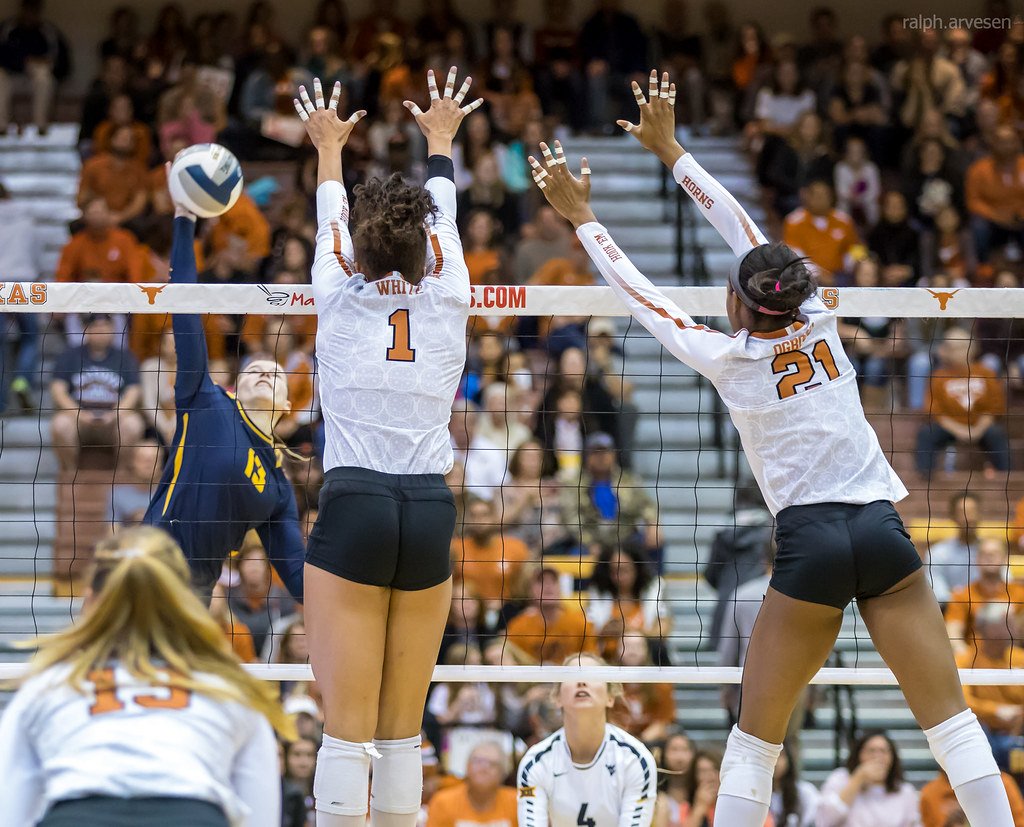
[169,210,210,402]
[294,78,367,295]
[621,70,768,257]
[529,142,736,381]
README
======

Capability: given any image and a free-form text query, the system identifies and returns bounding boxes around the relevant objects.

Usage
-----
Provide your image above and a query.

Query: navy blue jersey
[144,217,304,599]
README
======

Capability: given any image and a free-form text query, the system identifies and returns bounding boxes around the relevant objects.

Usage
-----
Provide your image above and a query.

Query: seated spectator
[0,0,69,133]
[978,271,1024,377]
[915,327,1011,477]
[427,644,499,730]
[904,138,963,228]
[462,210,504,285]
[92,93,151,165]
[827,60,889,162]
[920,205,977,284]
[980,41,1024,126]
[462,392,517,501]
[476,382,531,456]
[513,205,573,283]
[751,60,816,141]
[588,545,672,662]
[834,136,881,230]
[657,732,696,822]
[531,0,585,132]
[560,433,662,561]
[815,732,919,827]
[528,235,597,286]
[782,180,859,285]
[76,124,149,226]
[944,28,988,112]
[535,385,584,478]
[458,153,521,239]
[282,736,317,822]
[926,492,982,604]
[156,85,220,161]
[770,743,819,827]
[678,748,775,826]
[453,112,505,191]
[50,313,144,471]
[275,618,313,699]
[867,191,920,287]
[440,586,492,665]
[228,539,295,654]
[955,603,1024,772]
[56,198,142,284]
[209,581,257,664]
[836,256,899,410]
[891,28,967,132]
[0,181,41,414]
[945,538,1024,655]
[901,109,966,180]
[453,496,532,608]
[966,124,1024,264]
[920,766,1024,827]
[757,111,835,231]
[870,13,912,77]
[578,0,648,132]
[504,566,598,664]
[108,439,163,528]
[499,438,567,553]
[425,741,517,827]
[206,190,272,265]
[613,635,675,742]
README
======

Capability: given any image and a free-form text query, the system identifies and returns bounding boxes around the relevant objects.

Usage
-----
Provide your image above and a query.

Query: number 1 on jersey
[387,309,415,362]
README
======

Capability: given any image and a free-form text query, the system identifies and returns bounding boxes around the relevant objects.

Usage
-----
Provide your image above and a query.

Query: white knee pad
[314,735,375,817]
[718,725,783,806]
[925,709,1001,788]
[370,735,423,815]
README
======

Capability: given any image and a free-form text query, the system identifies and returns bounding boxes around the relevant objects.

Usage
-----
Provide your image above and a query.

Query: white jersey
[517,724,656,827]
[576,152,907,515]
[312,175,471,475]
[0,663,279,827]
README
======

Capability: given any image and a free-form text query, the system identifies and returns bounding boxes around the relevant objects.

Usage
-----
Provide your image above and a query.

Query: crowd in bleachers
[7,0,1024,823]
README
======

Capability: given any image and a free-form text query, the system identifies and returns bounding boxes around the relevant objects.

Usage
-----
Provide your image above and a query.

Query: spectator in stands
[99,6,142,65]
[559,432,662,561]
[870,13,913,77]
[657,731,696,821]
[499,438,566,553]
[944,538,1024,655]
[532,0,584,131]
[457,153,520,238]
[76,124,149,226]
[915,326,1011,476]
[730,22,770,128]
[463,210,504,285]
[0,180,41,413]
[955,603,1024,772]
[827,59,889,164]
[578,0,648,132]
[752,60,816,144]
[770,743,819,827]
[209,581,258,664]
[782,179,859,285]
[587,544,672,663]
[440,585,491,665]
[0,0,68,134]
[50,313,144,471]
[463,382,532,499]
[926,492,983,605]
[834,136,881,229]
[283,736,317,822]
[227,540,295,654]
[980,41,1024,125]
[920,206,977,284]
[904,138,963,228]
[613,634,675,741]
[56,197,142,283]
[652,0,705,129]
[108,438,163,528]
[920,766,1024,827]
[207,190,272,265]
[92,93,150,165]
[425,741,517,827]
[453,496,532,609]
[757,111,834,219]
[504,566,598,664]
[978,272,1024,378]
[80,55,130,145]
[866,191,920,287]
[902,110,966,180]
[944,29,988,112]
[513,209,574,284]
[966,124,1024,263]
[891,28,968,132]
[815,731,920,827]
[798,6,843,79]
[677,749,774,827]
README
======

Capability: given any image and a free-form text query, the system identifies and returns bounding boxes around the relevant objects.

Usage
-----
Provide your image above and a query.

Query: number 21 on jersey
[387,309,415,362]
[771,340,840,400]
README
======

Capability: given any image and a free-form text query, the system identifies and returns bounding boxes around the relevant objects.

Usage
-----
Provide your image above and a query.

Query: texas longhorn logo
[927,288,960,311]
[136,284,167,305]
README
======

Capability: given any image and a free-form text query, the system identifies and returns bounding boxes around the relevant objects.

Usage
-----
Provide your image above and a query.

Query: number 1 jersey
[311,176,470,476]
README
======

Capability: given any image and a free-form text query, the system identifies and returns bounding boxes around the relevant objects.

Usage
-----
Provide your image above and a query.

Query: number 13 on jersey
[771,340,840,399]
[387,309,415,362]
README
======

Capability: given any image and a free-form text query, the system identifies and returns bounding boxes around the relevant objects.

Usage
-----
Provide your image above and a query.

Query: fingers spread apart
[328,81,341,111]
[659,72,670,100]
[632,81,646,109]
[648,69,658,102]
[427,69,440,101]
[347,109,367,125]
[444,66,457,98]
[528,155,548,189]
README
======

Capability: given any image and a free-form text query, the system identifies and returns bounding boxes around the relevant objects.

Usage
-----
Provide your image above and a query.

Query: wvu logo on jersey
[518,785,536,798]
[606,763,616,776]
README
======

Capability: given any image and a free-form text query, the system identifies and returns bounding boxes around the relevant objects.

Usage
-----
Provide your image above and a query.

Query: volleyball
[168,143,243,218]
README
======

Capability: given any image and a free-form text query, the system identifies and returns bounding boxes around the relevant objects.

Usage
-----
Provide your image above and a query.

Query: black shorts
[40,797,227,827]
[769,500,923,610]
[306,466,456,590]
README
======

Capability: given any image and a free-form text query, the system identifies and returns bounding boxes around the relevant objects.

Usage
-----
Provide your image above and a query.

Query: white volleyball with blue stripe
[168,143,244,218]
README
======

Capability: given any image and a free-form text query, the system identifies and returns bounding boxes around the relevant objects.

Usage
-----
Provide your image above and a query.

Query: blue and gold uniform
[144,216,304,599]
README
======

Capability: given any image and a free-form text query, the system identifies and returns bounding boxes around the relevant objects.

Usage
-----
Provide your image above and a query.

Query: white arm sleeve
[672,153,769,258]
[311,180,356,298]
[0,687,46,826]
[576,222,737,381]
[517,751,551,827]
[231,716,281,827]
[424,175,471,306]
[618,750,658,827]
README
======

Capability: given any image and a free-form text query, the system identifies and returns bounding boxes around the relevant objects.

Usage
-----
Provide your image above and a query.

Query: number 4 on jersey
[771,340,840,400]
[387,308,415,362]
[577,804,596,827]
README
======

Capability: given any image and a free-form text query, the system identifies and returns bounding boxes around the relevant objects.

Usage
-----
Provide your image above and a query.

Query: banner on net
[2,282,1024,318]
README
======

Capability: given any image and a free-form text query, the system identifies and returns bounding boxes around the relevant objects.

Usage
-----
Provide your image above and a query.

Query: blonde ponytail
[24,526,294,738]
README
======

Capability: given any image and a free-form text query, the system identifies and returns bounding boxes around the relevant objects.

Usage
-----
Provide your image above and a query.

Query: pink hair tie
[774,281,781,291]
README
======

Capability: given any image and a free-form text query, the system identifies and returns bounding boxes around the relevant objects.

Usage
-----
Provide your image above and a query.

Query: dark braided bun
[739,242,816,315]
[352,174,438,283]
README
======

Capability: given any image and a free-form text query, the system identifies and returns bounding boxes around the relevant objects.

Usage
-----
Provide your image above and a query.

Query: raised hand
[528,140,596,229]
[618,70,685,168]
[293,77,367,151]
[404,67,483,156]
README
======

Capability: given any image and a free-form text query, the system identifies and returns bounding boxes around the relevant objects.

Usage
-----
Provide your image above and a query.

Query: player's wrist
[426,135,454,156]
[567,206,598,229]
[654,141,686,169]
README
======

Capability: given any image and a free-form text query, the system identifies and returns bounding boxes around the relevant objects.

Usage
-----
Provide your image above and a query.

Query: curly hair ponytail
[351,174,437,283]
